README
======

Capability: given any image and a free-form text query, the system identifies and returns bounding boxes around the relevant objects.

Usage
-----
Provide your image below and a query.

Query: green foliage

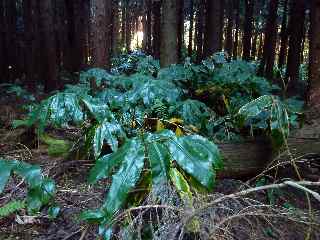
[0,83,36,101]
[13,92,85,133]
[238,95,291,145]
[12,52,305,239]
[169,99,212,129]
[0,159,57,214]
[41,134,72,158]
[82,130,222,238]
[0,200,25,219]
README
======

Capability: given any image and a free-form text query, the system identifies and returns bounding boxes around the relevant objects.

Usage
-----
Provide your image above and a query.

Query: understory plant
[10,52,303,238]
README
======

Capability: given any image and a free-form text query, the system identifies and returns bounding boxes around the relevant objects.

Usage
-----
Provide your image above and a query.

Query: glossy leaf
[147,142,171,185]
[92,119,126,158]
[168,135,222,190]
[102,139,145,218]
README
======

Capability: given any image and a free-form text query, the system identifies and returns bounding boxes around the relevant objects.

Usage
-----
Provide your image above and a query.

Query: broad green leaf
[168,135,222,190]
[170,100,211,128]
[0,160,16,193]
[92,119,125,158]
[238,95,274,118]
[147,142,170,185]
[88,139,138,184]
[80,209,105,223]
[102,140,145,218]
[169,167,192,201]
[82,98,113,123]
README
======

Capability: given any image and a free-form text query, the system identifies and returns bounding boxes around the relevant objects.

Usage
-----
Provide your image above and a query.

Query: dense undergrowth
[0,52,305,239]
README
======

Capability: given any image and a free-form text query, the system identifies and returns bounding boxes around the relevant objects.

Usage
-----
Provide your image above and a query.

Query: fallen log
[218,125,320,178]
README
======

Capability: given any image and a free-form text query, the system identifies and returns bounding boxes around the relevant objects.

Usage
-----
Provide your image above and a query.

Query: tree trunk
[111,0,120,57]
[23,0,39,89]
[233,0,240,59]
[242,0,254,61]
[278,0,289,69]
[0,0,4,82]
[160,0,178,67]
[188,0,194,57]
[286,0,306,96]
[90,0,110,68]
[195,0,205,63]
[152,0,161,59]
[259,0,279,80]
[204,0,223,58]
[225,0,234,58]
[308,0,320,120]
[121,3,126,49]
[125,3,131,52]
[177,0,184,62]
[39,0,58,92]
[3,0,18,82]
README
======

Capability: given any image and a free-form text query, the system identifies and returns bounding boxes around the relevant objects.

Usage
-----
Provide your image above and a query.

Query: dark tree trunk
[111,0,120,57]
[125,3,131,52]
[308,0,320,119]
[39,0,59,92]
[73,0,89,70]
[90,0,110,68]
[195,0,205,63]
[121,2,126,49]
[3,0,18,81]
[23,0,40,89]
[278,0,289,69]
[233,0,240,59]
[188,0,194,57]
[152,0,161,59]
[204,0,223,58]
[242,0,254,61]
[225,0,234,58]
[177,0,184,62]
[251,32,258,60]
[0,0,6,82]
[259,0,279,80]
[146,0,152,54]
[286,0,306,96]
[257,32,264,59]
[160,0,178,67]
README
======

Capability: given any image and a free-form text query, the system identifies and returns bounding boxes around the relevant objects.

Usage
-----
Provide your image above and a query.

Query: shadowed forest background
[1,0,320,239]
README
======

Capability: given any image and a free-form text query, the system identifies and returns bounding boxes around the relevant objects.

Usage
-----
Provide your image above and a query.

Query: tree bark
[233,0,240,59]
[90,0,110,68]
[125,2,131,52]
[259,0,279,80]
[3,0,18,81]
[195,0,205,63]
[111,0,120,57]
[160,0,178,67]
[225,0,234,58]
[0,0,4,82]
[177,0,185,62]
[278,0,289,69]
[242,0,254,61]
[308,0,320,119]
[204,0,223,58]
[23,0,40,89]
[39,0,59,92]
[152,0,161,59]
[286,0,306,96]
[188,0,194,57]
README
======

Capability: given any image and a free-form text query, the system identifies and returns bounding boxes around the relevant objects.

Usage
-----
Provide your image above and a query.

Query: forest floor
[0,94,320,240]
